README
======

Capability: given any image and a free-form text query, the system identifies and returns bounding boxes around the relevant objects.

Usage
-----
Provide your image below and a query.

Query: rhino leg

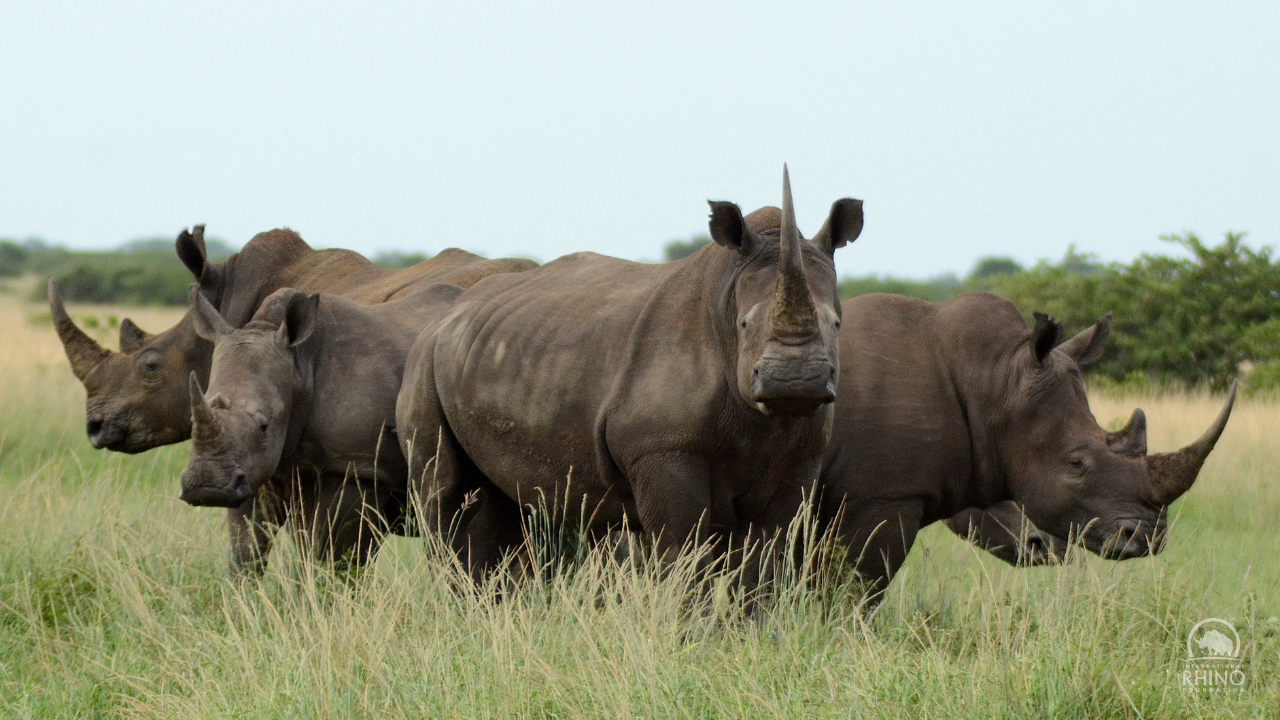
[833,498,924,599]
[943,502,1064,567]
[288,472,387,570]
[630,452,716,563]
[398,369,516,582]
[228,487,288,577]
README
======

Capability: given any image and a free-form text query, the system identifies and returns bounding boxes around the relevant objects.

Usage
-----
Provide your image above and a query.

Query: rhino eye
[258,421,269,435]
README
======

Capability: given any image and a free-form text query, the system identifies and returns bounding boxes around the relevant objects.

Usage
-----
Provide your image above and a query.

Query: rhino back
[430,252,718,511]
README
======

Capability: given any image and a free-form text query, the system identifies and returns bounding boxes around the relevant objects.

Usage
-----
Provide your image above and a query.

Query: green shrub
[372,250,433,269]
[989,233,1280,391]
[663,235,712,262]
[0,241,27,277]
[838,274,963,302]
[18,235,235,306]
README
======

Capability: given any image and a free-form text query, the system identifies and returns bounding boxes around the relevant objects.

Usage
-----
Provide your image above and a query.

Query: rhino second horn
[1145,382,1237,505]
[189,372,220,443]
[48,279,113,380]
[768,165,819,340]
[1106,408,1147,457]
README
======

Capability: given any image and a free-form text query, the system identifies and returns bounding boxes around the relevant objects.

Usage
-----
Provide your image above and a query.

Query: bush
[663,236,712,262]
[838,274,962,302]
[16,235,235,306]
[0,241,27,277]
[989,233,1280,391]
[967,256,1023,282]
[372,250,433,269]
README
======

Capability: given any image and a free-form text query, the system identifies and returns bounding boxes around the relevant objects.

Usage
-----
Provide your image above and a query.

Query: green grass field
[1,292,1276,718]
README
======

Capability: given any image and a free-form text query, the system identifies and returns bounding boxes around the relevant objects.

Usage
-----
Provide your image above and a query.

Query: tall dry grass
[0,290,1276,718]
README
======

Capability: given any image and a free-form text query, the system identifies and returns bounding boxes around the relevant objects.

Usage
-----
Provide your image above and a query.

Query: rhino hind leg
[398,364,518,583]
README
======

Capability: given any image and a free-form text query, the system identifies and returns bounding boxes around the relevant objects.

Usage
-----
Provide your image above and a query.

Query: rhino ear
[280,292,320,348]
[118,318,154,354]
[707,201,758,255]
[811,198,864,254]
[176,225,208,280]
[190,284,232,342]
[1058,313,1112,366]
[1031,312,1063,367]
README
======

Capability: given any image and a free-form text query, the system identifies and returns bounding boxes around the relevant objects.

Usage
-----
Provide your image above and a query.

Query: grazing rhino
[50,225,535,454]
[180,283,465,573]
[820,291,1235,593]
[397,167,864,577]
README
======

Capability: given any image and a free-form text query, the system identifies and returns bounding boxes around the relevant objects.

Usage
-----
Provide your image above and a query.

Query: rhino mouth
[1095,517,1166,560]
[751,358,837,416]
[179,467,253,507]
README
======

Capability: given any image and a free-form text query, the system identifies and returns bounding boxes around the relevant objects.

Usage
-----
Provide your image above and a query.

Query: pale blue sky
[2,2,1276,278]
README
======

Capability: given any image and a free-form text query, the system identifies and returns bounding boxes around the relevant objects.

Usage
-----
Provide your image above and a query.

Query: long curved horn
[189,372,220,443]
[1146,383,1237,504]
[48,279,113,380]
[768,165,819,340]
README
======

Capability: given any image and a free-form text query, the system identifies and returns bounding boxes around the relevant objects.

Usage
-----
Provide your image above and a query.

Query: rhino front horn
[49,279,113,381]
[1145,382,1237,505]
[189,372,220,443]
[769,164,819,340]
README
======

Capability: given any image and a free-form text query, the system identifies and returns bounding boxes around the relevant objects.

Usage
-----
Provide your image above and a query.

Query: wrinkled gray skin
[397,168,864,579]
[180,284,465,573]
[50,225,535,454]
[50,226,533,574]
[821,291,1236,593]
[944,502,1065,566]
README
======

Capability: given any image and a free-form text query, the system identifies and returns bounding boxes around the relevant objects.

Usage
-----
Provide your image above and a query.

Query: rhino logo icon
[1195,629,1235,656]
[1187,618,1240,660]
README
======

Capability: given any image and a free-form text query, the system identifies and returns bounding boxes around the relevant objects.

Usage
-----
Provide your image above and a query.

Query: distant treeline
[0,236,431,306]
[663,232,1279,391]
[5,232,1274,390]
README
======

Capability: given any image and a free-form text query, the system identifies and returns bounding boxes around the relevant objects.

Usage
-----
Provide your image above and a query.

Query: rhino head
[1004,313,1235,559]
[179,287,318,507]
[48,226,217,453]
[708,166,864,416]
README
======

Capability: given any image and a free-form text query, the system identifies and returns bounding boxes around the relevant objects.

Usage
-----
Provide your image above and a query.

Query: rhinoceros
[396,167,864,578]
[179,283,465,572]
[819,290,1235,592]
[49,225,535,454]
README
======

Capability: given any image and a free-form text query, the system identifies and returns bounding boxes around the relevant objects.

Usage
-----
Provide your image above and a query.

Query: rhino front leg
[629,452,716,564]
[943,502,1064,567]
[289,473,388,570]
[227,487,288,577]
[833,498,924,600]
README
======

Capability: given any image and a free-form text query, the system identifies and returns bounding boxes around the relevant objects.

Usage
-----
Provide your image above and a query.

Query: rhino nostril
[86,419,103,437]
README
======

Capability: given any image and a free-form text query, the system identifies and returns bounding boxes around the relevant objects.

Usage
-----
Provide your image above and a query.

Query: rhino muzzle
[179,466,252,507]
[751,351,836,415]
[1098,515,1168,560]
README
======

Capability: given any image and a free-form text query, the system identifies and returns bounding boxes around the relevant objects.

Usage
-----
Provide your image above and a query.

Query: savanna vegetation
[0,282,1276,717]
[0,235,428,307]
[836,233,1280,392]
